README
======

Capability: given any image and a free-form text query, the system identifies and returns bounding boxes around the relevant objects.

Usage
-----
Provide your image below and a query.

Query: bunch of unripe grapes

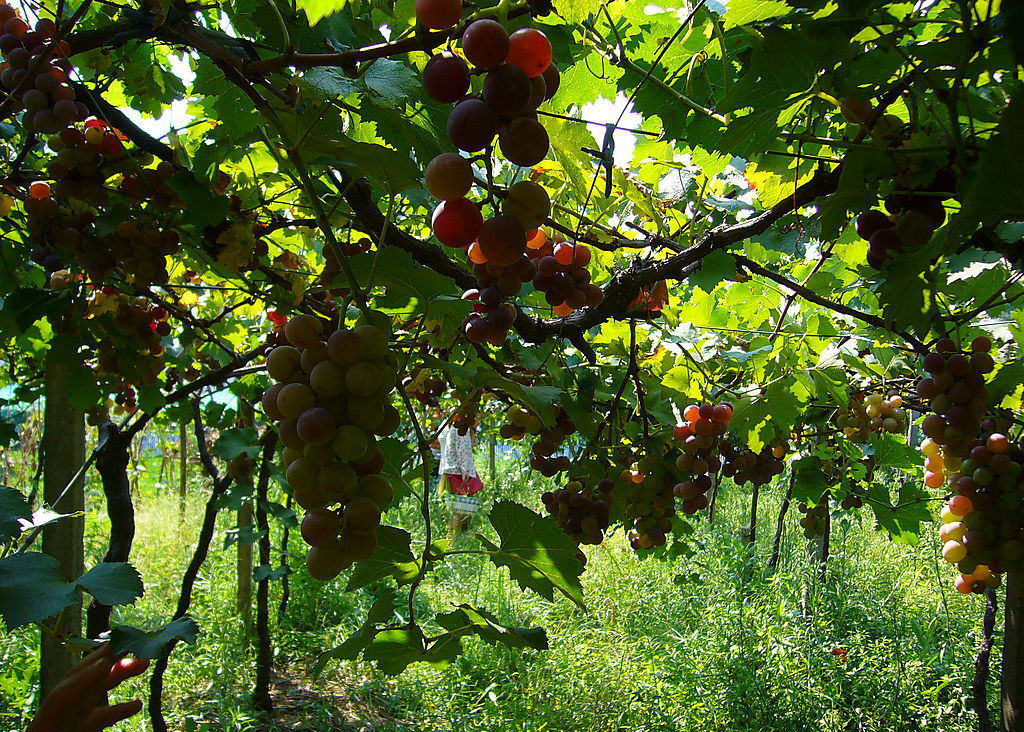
[837,391,907,441]
[0,4,89,135]
[797,500,829,539]
[672,402,732,514]
[499,403,574,476]
[542,477,613,546]
[621,451,677,550]
[262,313,400,581]
[937,426,1020,593]
[528,233,603,317]
[91,294,170,391]
[45,122,126,204]
[917,336,994,463]
[720,440,786,487]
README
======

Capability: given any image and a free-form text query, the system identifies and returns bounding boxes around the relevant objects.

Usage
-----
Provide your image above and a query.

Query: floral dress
[438,424,483,496]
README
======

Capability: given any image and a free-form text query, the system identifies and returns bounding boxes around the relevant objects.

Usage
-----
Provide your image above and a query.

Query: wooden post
[748,483,759,548]
[1003,572,1024,731]
[768,472,794,571]
[39,352,86,699]
[236,401,255,634]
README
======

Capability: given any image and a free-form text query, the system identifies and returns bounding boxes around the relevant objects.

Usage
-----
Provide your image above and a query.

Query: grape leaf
[75,562,144,606]
[212,427,260,460]
[108,616,200,659]
[434,604,548,651]
[314,589,396,675]
[478,501,585,608]
[0,552,77,630]
[345,526,419,591]
[0,486,31,544]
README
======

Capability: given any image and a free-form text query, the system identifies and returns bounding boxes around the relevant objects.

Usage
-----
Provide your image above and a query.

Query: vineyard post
[236,400,255,634]
[253,431,277,713]
[39,350,86,699]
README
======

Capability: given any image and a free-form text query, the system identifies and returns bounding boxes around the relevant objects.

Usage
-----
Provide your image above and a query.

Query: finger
[105,657,150,690]
[81,700,143,732]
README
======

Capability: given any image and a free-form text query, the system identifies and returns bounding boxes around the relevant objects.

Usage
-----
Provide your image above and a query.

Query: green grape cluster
[261,313,401,581]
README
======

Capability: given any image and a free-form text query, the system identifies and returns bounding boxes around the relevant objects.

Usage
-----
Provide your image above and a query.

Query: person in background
[27,644,149,732]
[438,416,483,536]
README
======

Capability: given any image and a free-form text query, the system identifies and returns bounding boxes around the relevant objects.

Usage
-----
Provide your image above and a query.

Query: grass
[0,449,995,731]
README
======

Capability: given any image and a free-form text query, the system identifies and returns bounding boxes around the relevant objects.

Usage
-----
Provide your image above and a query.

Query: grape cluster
[720,440,786,487]
[671,402,732,514]
[415,8,566,344]
[0,4,89,135]
[45,122,126,203]
[542,477,613,546]
[837,391,907,441]
[937,425,1020,593]
[839,493,863,510]
[841,99,956,269]
[119,161,181,209]
[261,313,401,581]
[500,403,575,476]
[916,336,994,463]
[622,451,677,550]
[88,290,170,393]
[403,368,446,406]
[798,500,829,539]
[529,234,603,317]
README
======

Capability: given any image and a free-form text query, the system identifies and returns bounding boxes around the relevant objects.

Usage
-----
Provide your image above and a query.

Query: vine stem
[626,320,649,439]
[395,381,433,626]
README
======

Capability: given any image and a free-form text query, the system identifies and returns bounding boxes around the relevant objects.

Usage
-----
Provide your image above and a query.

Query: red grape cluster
[837,391,907,441]
[0,4,89,135]
[403,368,446,406]
[528,233,603,317]
[500,403,575,476]
[720,440,786,487]
[916,336,994,463]
[416,9,564,344]
[45,122,126,203]
[671,402,733,514]
[261,313,400,581]
[89,291,170,393]
[542,478,613,546]
[119,161,182,209]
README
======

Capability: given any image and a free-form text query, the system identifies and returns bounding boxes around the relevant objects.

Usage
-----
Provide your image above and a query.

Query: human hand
[27,644,150,732]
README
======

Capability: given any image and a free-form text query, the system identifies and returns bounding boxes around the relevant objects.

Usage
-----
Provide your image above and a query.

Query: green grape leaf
[0,486,31,544]
[791,455,828,504]
[0,552,77,630]
[75,563,144,606]
[434,604,548,651]
[867,480,932,545]
[313,589,396,675]
[296,0,350,25]
[363,59,419,108]
[867,433,920,474]
[211,427,260,460]
[345,526,419,591]
[478,501,585,608]
[108,616,200,659]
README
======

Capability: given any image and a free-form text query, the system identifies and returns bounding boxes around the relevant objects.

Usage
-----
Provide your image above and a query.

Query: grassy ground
[0,450,993,732]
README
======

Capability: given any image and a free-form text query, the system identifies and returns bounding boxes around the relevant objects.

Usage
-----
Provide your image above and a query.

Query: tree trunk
[1003,571,1024,731]
[40,353,86,699]
[253,434,277,713]
[818,495,830,582]
[768,473,794,572]
[85,423,136,640]
[178,416,188,517]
